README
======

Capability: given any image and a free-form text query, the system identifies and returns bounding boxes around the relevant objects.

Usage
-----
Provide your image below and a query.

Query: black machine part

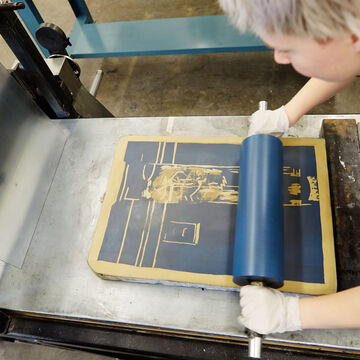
[36,22,71,56]
[0,2,77,118]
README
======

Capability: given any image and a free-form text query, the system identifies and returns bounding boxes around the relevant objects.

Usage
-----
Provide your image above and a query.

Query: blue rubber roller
[233,134,284,289]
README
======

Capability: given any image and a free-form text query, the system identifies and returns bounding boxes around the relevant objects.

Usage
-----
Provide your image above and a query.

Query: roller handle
[243,281,263,358]
[258,100,268,111]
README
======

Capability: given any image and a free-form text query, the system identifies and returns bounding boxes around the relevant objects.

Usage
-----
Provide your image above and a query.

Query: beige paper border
[88,136,336,295]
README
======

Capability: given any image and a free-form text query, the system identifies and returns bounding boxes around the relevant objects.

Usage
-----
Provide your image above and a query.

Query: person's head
[220,0,360,81]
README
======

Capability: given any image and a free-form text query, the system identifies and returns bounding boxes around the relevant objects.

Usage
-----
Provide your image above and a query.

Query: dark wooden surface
[322,119,360,290]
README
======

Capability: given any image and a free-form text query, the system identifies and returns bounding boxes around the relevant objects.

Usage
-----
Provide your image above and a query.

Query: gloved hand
[239,285,302,334]
[248,106,290,137]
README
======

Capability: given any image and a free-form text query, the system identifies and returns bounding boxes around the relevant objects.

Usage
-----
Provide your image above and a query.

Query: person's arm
[300,286,360,329]
[248,77,356,136]
[239,285,360,334]
[284,77,356,126]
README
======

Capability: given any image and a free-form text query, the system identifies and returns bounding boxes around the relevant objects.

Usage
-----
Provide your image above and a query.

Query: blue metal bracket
[68,15,268,58]
[67,0,93,24]
[12,0,268,59]
[11,0,49,57]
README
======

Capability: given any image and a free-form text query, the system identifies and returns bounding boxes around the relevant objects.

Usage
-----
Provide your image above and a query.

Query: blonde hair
[219,0,360,40]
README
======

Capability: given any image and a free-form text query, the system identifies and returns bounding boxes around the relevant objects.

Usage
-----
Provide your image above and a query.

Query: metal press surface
[0,115,359,351]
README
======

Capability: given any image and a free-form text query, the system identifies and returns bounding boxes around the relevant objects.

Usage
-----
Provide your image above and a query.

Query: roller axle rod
[247,329,262,359]
[235,101,283,358]
[246,281,264,358]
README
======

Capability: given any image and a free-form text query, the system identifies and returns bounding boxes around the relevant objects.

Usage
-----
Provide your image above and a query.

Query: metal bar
[67,0,93,24]
[10,0,49,56]
[0,9,76,118]
[1,312,358,359]
[0,2,24,12]
[89,69,103,97]
[68,15,268,58]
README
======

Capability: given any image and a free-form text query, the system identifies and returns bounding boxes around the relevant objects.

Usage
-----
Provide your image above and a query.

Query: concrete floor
[0,0,359,359]
[1,0,360,117]
[0,341,113,360]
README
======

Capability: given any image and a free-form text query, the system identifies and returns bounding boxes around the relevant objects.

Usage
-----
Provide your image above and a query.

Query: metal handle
[258,100,268,111]
[0,1,25,12]
[246,281,264,358]
[247,330,262,359]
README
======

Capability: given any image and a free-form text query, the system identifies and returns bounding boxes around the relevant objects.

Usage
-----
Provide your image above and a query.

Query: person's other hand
[248,106,290,137]
[239,285,302,334]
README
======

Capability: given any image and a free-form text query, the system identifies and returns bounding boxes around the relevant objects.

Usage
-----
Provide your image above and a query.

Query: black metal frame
[0,310,358,360]
[0,2,77,118]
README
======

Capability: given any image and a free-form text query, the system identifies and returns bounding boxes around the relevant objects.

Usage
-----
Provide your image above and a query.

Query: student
[220,0,360,334]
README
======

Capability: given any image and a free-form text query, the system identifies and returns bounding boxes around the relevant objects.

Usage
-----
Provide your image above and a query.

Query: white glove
[248,106,290,137]
[239,285,302,334]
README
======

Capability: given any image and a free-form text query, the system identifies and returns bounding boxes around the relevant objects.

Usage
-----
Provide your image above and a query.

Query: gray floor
[0,0,359,359]
[1,0,360,117]
[0,341,114,360]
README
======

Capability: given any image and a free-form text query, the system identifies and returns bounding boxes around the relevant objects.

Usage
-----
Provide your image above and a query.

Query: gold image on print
[163,221,200,246]
[142,165,238,205]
